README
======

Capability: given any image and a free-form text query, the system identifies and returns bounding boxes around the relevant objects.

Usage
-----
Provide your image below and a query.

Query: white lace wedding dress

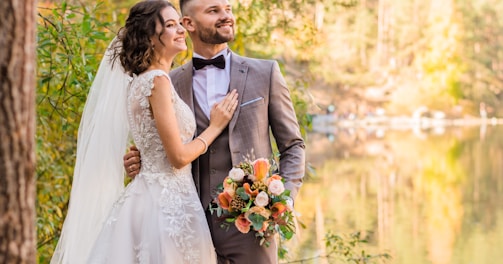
[87,70,216,264]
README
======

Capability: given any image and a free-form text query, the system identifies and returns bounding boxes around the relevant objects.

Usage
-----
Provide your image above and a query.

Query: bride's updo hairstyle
[117,0,175,76]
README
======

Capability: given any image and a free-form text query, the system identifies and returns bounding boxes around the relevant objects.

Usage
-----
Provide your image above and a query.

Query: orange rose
[235,213,252,233]
[218,192,233,211]
[252,158,270,182]
[271,202,287,219]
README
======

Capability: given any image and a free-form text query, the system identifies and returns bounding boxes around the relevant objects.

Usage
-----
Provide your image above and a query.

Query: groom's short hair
[179,0,194,16]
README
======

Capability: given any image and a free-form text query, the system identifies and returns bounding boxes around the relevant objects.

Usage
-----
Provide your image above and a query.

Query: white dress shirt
[192,49,231,119]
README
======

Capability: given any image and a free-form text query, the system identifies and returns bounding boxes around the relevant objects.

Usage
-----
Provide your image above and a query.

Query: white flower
[247,173,256,182]
[268,180,285,196]
[285,196,294,211]
[228,168,245,182]
[254,191,270,207]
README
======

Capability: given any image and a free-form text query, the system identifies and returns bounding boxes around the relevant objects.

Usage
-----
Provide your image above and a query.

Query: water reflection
[286,124,503,264]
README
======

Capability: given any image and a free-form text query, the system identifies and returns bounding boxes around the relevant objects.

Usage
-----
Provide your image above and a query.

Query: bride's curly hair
[112,0,174,76]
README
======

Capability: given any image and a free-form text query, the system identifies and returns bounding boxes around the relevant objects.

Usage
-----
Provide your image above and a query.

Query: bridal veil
[51,39,131,264]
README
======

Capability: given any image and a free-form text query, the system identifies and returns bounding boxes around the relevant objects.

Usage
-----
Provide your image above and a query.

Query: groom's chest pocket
[238,97,266,127]
[240,96,265,110]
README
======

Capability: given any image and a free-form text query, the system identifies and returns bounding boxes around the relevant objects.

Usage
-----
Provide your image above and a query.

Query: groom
[124,0,305,263]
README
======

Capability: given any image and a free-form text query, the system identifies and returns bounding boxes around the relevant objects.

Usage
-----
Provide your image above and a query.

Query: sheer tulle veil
[51,38,131,264]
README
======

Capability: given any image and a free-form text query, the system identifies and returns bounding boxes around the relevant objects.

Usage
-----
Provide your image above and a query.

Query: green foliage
[414,3,467,109]
[290,79,313,139]
[324,231,391,263]
[36,1,118,261]
[280,231,391,263]
[457,0,503,114]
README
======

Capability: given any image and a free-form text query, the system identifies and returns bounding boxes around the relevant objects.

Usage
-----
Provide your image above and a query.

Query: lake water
[284,123,503,264]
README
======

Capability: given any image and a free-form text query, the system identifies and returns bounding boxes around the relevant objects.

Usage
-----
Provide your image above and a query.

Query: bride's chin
[176,46,187,53]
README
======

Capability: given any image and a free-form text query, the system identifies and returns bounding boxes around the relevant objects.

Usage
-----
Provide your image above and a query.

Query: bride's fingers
[223,92,236,107]
[226,96,238,111]
[226,99,238,113]
[218,90,238,110]
[226,90,237,101]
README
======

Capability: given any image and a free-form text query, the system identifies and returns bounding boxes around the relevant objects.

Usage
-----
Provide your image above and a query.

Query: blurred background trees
[36,0,503,262]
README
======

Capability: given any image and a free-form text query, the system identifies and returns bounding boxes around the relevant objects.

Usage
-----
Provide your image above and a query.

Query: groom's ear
[181,16,195,32]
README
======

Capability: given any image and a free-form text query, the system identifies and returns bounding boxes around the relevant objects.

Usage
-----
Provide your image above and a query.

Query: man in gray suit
[124,0,305,263]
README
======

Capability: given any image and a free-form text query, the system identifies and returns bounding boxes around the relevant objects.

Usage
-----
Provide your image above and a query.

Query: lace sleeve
[141,70,174,100]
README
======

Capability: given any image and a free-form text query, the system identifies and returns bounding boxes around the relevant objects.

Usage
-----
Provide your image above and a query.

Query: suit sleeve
[268,61,305,201]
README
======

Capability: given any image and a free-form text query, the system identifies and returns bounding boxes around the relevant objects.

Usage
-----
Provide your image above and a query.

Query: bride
[50,1,238,263]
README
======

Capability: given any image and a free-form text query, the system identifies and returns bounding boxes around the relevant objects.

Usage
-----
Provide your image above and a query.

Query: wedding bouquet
[209,158,296,247]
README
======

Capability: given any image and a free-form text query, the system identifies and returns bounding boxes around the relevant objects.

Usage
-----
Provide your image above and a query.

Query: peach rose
[223,177,237,196]
[266,174,282,185]
[254,191,270,207]
[252,158,270,182]
[268,180,285,196]
[235,214,252,234]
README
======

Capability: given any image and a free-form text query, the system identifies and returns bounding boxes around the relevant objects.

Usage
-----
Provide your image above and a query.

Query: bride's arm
[150,75,237,169]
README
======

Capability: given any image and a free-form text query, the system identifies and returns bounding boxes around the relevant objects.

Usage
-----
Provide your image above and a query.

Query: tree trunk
[0,0,37,263]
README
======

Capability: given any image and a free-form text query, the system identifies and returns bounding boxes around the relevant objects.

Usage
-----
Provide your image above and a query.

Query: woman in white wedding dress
[51,1,237,263]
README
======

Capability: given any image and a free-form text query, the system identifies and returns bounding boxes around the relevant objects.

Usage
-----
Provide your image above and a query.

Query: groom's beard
[197,21,235,44]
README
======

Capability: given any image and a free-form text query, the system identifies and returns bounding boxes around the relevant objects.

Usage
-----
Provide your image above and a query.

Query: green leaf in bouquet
[215,182,224,192]
[208,203,222,217]
[240,199,253,213]
[271,196,284,204]
[248,213,266,230]
[281,189,291,197]
[259,237,270,247]
[236,187,250,200]
[225,217,236,223]
[280,225,294,239]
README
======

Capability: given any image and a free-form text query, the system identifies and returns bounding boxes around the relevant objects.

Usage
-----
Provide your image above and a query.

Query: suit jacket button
[210,148,216,154]
[210,169,216,175]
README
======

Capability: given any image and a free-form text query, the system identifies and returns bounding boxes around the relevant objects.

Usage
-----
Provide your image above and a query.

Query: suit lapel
[172,62,201,197]
[229,53,248,131]
[174,62,195,112]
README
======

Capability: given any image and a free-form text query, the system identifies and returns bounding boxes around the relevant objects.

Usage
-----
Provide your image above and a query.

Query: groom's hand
[124,146,141,178]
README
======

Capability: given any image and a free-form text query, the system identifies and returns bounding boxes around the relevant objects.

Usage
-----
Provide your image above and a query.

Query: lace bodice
[127,70,196,176]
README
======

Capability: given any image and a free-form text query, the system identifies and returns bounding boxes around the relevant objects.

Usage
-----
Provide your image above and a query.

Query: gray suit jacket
[170,52,305,200]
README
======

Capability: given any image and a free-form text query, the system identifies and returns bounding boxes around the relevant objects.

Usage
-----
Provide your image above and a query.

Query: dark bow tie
[192,55,225,70]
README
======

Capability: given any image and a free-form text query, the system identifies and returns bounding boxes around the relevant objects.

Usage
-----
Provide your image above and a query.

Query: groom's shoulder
[234,53,276,69]
[169,62,191,78]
